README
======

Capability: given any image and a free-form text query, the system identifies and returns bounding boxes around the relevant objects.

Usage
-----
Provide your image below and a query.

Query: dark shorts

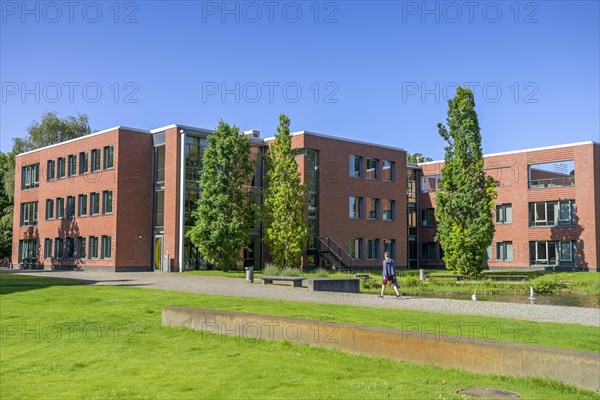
[382,275,397,286]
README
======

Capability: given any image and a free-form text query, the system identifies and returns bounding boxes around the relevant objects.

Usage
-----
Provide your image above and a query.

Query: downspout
[178,129,186,273]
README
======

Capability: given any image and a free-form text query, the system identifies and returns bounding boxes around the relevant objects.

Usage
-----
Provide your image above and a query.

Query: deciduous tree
[187,120,256,270]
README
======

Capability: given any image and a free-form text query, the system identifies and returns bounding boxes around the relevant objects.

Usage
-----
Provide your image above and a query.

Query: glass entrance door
[154,235,164,271]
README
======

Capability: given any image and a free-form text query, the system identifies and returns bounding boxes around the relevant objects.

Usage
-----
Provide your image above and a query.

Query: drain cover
[456,388,521,398]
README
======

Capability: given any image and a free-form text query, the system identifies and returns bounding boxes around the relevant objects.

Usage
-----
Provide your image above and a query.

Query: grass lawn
[1,275,599,399]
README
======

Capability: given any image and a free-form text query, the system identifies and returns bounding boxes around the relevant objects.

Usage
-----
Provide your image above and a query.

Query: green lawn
[1,275,599,399]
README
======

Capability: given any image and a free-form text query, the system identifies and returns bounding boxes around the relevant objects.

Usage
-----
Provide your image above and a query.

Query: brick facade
[417,142,599,271]
[11,124,599,272]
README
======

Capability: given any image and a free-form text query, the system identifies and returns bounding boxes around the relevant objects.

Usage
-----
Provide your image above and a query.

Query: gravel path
[10,270,600,327]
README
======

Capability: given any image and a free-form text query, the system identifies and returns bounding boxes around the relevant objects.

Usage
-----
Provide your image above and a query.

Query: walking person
[378,252,400,299]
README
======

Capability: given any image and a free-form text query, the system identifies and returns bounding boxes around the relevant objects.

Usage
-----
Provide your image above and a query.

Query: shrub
[402,275,422,287]
[362,278,379,290]
[262,263,280,276]
[532,275,567,294]
[280,267,304,277]
[315,268,329,278]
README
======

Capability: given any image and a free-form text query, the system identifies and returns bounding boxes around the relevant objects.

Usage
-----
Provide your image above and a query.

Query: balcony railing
[528,177,574,189]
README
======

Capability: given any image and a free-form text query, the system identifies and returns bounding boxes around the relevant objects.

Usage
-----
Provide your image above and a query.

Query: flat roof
[17,126,151,157]
[264,130,406,152]
[419,141,599,166]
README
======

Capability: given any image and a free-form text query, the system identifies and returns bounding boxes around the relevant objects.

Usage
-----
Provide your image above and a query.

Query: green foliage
[402,275,422,287]
[262,263,280,276]
[0,151,15,257]
[435,87,497,277]
[187,120,256,271]
[12,111,91,154]
[533,275,568,294]
[263,114,308,268]
[279,267,304,277]
[315,268,330,277]
[407,153,433,163]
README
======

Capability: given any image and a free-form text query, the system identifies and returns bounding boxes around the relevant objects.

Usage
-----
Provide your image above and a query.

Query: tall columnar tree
[263,114,308,269]
[435,87,497,276]
[0,112,91,258]
[187,120,256,271]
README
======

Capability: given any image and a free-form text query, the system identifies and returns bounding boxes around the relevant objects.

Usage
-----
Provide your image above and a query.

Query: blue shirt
[382,257,396,277]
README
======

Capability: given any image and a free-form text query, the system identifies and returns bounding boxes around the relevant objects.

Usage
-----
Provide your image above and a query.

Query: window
[103,145,114,169]
[101,236,112,259]
[486,245,492,261]
[77,237,86,259]
[530,241,576,266]
[56,197,64,219]
[366,158,379,179]
[102,190,113,214]
[68,154,77,176]
[90,192,100,215]
[18,239,38,264]
[47,160,55,181]
[44,238,53,259]
[367,239,379,260]
[89,236,99,259]
[496,241,513,261]
[382,199,395,221]
[349,238,363,259]
[366,198,379,219]
[349,196,363,219]
[20,202,38,226]
[382,160,395,181]
[422,242,436,260]
[529,200,576,227]
[421,208,436,227]
[21,164,39,189]
[383,239,396,259]
[528,160,575,189]
[55,238,64,259]
[57,157,66,178]
[349,155,362,178]
[78,194,87,216]
[421,175,441,193]
[558,201,576,226]
[91,149,101,172]
[496,204,512,224]
[46,199,54,220]
[65,237,74,259]
[79,151,88,174]
[66,196,75,218]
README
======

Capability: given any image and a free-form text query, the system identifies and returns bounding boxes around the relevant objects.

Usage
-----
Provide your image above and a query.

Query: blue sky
[1,1,598,160]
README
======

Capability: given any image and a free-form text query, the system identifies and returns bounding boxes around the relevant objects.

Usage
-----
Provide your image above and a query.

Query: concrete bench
[307,278,360,293]
[428,274,466,281]
[260,276,305,287]
[487,274,529,281]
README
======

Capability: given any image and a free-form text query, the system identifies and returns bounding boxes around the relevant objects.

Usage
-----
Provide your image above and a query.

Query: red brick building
[417,141,599,271]
[11,124,599,272]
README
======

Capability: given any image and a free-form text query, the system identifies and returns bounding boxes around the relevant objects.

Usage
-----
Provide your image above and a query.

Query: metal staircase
[312,236,354,273]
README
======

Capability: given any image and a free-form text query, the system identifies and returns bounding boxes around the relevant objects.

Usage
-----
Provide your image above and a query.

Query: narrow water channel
[420,293,600,308]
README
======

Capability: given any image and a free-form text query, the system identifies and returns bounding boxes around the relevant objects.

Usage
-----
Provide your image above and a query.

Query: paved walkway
[9,270,600,327]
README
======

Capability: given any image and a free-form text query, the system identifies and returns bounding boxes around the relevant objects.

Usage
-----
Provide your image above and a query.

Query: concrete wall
[162,307,600,391]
